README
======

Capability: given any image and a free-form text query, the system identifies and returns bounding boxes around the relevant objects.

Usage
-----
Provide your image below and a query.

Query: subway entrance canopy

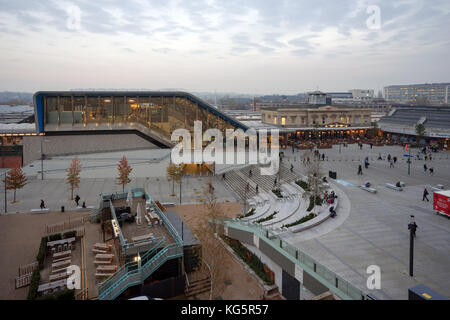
[34,91,248,148]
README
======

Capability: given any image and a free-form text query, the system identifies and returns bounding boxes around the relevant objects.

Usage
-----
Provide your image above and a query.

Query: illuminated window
[281,117,286,125]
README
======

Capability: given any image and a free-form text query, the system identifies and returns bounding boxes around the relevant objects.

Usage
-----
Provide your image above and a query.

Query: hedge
[48,233,62,242]
[63,230,77,239]
[295,180,309,191]
[36,237,48,269]
[307,196,322,212]
[282,213,316,228]
[240,208,255,219]
[271,189,283,198]
[27,270,41,300]
[222,236,273,285]
[37,289,75,300]
[256,211,278,223]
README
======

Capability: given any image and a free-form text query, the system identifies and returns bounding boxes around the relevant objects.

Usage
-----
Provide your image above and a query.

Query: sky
[0,0,449,95]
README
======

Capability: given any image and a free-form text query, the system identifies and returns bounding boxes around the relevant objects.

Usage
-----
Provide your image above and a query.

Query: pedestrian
[378,153,382,160]
[360,144,363,150]
[322,153,325,161]
[423,164,427,172]
[274,177,277,186]
[246,183,249,192]
[429,154,432,161]
[256,184,259,194]
[329,206,337,218]
[40,199,45,209]
[75,194,80,206]
[249,169,252,177]
[409,221,418,237]
[357,164,363,175]
[429,167,434,176]
[423,188,429,202]
[290,164,294,172]
[389,159,394,168]
[82,201,86,208]
[393,156,397,164]
[425,155,428,161]
[387,154,391,162]
[222,173,226,180]
[370,143,373,149]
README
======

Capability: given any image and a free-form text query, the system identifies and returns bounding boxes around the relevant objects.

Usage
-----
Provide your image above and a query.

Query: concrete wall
[23,133,157,166]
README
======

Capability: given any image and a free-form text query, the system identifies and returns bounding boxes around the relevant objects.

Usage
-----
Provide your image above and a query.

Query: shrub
[221,236,273,285]
[240,208,255,219]
[256,211,278,223]
[27,270,41,300]
[63,230,77,239]
[271,189,283,198]
[283,213,316,228]
[36,289,75,300]
[295,180,309,191]
[36,237,48,269]
[48,233,62,242]
[307,196,322,212]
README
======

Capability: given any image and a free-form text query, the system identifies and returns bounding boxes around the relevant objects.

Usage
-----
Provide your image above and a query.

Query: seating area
[91,243,117,279]
[144,201,161,226]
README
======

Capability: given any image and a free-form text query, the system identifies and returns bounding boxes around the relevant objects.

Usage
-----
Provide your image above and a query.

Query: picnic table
[47,237,76,248]
[97,265,118,273]
[131,233,154,242]
[95,253,114,261]
[52,259,71,270]
[38,279,66,293]
[53,250,71,259]
[49,272,69,282]
[94,243,112,251]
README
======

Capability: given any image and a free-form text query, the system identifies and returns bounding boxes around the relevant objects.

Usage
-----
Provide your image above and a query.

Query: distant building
[349,89,374,100]
[307,91,329,105]
[384,83,450,105]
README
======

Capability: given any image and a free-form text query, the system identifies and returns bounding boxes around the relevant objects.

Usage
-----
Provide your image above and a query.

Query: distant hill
[0,91,33,105]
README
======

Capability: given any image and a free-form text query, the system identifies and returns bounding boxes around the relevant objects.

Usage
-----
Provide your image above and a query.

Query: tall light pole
[408,215,417,277]
[3,171,7,214]
[40,137,44,180]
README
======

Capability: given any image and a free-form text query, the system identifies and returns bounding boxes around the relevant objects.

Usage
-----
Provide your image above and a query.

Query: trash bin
[61,206,65,212]
[329,171,337,179]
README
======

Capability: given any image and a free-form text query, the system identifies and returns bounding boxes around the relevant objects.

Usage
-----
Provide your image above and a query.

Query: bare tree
[117,156,132,192]
[193,180,229,299]
[302,151,326,214]
[166,163,183,197]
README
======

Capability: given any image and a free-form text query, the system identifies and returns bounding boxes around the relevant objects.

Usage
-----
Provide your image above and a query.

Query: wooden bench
[92,248,108,254]
[49,272,69,282]
[53,256,72,264]
[386,183,403,191]
[53,250,71,260]
[15,273,32,289]
[94,243,112,251]
[95,253,114,260]
[30,208,50,213]
[360,185,377,193]
[94,259,112,265]
[131,233,154,242]
[52,259,71,270]
[97,265,118,273]
[95,273,115,278]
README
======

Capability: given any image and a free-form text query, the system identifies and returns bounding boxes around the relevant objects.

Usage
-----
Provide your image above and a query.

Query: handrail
[219,218,368,300]
[98,244,183,300]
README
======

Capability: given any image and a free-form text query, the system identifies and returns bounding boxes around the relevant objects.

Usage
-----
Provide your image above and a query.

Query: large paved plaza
[1,144,449,300]
[281,143,450,299]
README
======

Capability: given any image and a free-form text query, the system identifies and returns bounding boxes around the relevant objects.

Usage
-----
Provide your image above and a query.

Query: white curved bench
[261,196,300,226]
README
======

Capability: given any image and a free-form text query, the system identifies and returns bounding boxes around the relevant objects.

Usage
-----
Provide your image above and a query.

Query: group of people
[39,195,87,210]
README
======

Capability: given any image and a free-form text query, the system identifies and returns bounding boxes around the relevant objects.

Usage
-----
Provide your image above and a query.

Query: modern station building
[25,91,248,165]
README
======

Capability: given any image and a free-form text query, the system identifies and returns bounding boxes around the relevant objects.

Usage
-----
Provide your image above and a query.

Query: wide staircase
[184,277,211,298]
[97,243,183,300]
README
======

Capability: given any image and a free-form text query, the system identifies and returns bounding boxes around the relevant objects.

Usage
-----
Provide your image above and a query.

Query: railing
[98,244,183,300]
[219,218,368,300]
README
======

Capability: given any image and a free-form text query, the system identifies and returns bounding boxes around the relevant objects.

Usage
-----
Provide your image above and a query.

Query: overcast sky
[0,0,449,94]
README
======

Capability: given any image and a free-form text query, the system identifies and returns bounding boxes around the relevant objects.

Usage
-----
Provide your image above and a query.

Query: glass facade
[43,94,239,140]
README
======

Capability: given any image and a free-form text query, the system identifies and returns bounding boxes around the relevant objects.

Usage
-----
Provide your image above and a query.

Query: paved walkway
[281,144,450,299]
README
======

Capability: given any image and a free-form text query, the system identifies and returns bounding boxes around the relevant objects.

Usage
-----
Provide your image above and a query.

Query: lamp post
[3,170,7,214]
[408,215,417,277]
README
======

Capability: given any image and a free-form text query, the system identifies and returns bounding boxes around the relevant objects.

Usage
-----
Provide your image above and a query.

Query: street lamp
[408,215,417,277]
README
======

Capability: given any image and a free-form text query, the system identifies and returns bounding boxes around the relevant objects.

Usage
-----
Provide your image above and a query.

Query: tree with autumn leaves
[66,157,82,200]
[5,167,27,203]
[117,156,132,192]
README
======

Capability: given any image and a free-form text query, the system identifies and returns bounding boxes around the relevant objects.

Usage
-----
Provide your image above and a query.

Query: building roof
[378,106,450,138]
